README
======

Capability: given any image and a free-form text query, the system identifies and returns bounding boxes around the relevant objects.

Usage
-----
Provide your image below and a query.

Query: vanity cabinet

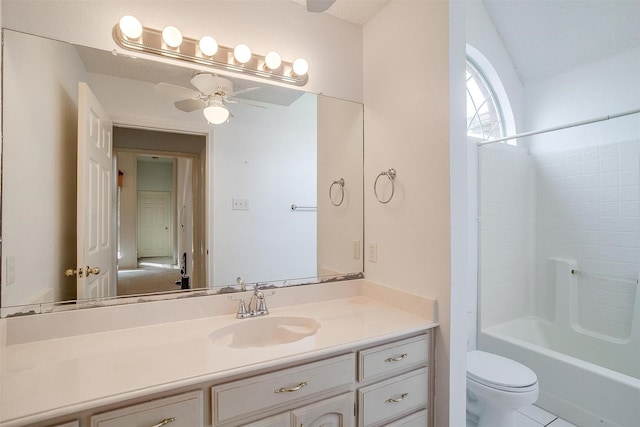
[33,331,433,427]
[356,334,432,426]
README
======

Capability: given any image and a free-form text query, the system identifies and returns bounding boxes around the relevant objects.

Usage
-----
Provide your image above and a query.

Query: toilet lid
[467,350,537,390]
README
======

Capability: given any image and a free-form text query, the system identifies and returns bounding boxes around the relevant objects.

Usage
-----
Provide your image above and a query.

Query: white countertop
[0,281,436,426]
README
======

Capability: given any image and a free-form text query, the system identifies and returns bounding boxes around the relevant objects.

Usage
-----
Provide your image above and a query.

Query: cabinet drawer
[212,354,355,424]
[90,391,203,427]
[358,368,428,427]
[358,335,428,382]
[384,409,429,426]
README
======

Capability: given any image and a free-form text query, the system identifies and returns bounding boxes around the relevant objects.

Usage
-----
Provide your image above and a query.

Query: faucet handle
[257,294,269,315]
[236,298,249,318]
[228,295,250,318]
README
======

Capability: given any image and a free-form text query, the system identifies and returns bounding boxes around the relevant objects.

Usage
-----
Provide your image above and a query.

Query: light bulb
[203,100,230,124]
[264,51,282,70]
[162,26,183,48]
[292,58,309,76]
[199,36,218,57]
[234,44,252,64]
[119,15,143,40]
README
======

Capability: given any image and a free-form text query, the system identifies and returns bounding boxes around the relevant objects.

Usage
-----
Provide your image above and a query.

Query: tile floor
[516,405,577,427]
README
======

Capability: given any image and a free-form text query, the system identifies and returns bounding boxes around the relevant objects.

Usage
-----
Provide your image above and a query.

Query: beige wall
[363,1,452,424]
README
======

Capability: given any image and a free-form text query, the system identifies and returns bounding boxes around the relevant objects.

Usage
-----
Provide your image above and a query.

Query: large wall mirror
[0,29,364,316]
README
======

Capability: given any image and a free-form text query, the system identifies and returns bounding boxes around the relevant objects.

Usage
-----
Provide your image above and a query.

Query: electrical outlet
[232,198,249,210]
[368,243,377,263]
[352,241,361,259]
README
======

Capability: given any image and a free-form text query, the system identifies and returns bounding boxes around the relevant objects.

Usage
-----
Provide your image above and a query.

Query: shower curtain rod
[477,107,640,147]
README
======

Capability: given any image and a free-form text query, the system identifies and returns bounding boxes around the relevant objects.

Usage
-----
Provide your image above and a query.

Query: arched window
[466,58,505,141]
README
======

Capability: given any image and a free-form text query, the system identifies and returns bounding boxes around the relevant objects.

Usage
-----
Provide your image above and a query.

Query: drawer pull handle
[385,393,409,404]
[274,381,309,393]
[151,418,176,427]
[385,353,408,362]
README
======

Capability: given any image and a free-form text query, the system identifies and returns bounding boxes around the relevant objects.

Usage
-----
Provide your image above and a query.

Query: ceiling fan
[154,73,260,124]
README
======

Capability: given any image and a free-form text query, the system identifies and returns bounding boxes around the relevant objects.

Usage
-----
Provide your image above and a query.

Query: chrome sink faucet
[233,284,273,319]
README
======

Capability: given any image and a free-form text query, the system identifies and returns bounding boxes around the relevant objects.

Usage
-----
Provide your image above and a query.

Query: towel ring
[374,168,396,204]
[329,178,345,206]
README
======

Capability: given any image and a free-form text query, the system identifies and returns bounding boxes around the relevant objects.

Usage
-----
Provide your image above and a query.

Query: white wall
[212,94,317,285]
[464,0,525,349]
[117,151,138,269]
[478,143,535,328]
[363,2,452,424]
[2,30,87,308]
[465,0,525,137]
[448,0,470,424]
[525,47,640,153]
[1,0,363,103]
[533,140,640,339]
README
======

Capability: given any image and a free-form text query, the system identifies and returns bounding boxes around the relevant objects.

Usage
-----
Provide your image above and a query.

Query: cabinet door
[240,412,290,427]
[291,393,354,427]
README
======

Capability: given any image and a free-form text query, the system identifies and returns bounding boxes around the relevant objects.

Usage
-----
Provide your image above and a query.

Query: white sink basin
[209,316,321,348]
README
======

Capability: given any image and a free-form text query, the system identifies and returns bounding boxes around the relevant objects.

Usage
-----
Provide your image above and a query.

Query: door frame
[113,125,208,290]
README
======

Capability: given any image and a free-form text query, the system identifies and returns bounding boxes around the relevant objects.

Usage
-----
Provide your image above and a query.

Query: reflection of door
[138,191,171,257]
[77,82,116,300]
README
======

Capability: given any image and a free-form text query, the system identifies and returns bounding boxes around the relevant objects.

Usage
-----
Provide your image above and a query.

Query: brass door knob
[65,268,82,277]
[86,266,101,276]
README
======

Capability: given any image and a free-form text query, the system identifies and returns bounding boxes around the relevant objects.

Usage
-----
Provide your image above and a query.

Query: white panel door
[138,191,172,257]
[77,82,116,300]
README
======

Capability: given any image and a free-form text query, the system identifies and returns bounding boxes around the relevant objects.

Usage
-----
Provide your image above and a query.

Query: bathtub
[480,317,640,427]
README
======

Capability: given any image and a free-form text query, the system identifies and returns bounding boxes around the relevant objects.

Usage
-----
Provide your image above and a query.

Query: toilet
[466,350,539,427]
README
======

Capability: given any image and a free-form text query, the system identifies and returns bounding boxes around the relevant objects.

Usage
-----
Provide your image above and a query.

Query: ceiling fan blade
[174,98,206,112]
[190,73,219,95]
[154,82,199,100]
[307,0,335,13]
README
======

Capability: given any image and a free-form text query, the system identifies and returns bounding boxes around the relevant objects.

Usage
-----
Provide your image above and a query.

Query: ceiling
[482,0,640,83]
[81,0,639,94]
[292,0,391,25]
[319,0,639,84]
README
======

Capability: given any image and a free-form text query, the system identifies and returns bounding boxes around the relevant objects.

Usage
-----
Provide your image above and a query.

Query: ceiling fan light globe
[119,15,143,40]
[204,105,230,124]
[199,36,218,57]
[234,44,252,64]
[162,26,183,48]
[264,51,282,70]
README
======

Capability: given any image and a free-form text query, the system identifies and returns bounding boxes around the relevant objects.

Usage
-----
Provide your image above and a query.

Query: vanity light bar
[113,17,309,86]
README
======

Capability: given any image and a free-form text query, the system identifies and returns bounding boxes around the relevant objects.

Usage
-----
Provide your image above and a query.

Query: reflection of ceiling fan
[154,74,260,124]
